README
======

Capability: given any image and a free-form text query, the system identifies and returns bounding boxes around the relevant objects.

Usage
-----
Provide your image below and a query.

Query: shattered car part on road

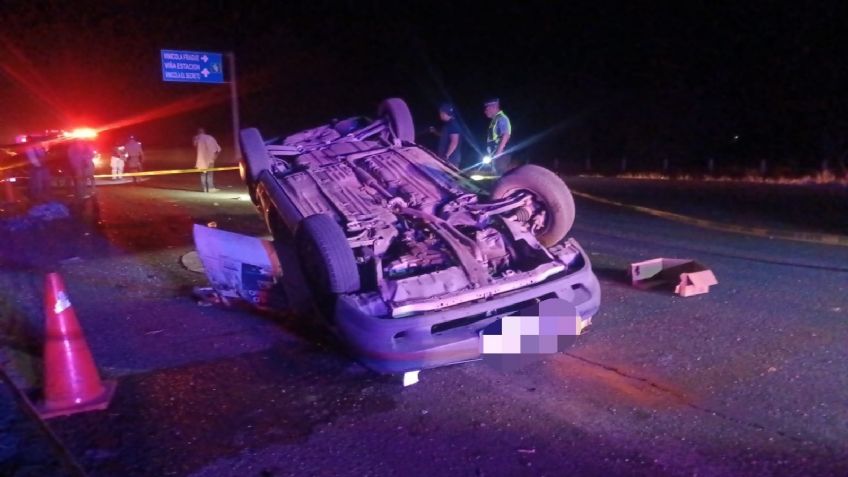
[215,97,601,373]
[192,224,286,310]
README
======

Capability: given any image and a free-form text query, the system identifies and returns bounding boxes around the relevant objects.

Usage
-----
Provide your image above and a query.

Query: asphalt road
[1,156,847,477]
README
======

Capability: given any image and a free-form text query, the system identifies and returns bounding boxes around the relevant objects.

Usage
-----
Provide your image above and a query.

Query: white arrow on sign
[201,68,210,77]
[201,55,209,62]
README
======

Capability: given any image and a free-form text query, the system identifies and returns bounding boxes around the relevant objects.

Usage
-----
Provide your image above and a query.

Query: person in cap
[484,98,512,174]
[431,102,463,168]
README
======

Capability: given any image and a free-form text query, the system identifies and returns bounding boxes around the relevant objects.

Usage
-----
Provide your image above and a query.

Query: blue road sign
[161,49,224,84]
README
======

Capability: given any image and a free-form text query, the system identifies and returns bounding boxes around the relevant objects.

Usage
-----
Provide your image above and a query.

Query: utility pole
[227,51,241,163]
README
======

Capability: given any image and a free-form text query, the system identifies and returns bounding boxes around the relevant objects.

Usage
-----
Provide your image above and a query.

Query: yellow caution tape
[572,189,848,248]
[92,165,238,179]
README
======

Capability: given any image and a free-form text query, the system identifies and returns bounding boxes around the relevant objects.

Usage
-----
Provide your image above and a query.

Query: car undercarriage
[231,97,601,372]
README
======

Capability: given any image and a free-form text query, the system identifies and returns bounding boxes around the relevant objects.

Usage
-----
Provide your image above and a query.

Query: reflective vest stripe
[488,111,511,142]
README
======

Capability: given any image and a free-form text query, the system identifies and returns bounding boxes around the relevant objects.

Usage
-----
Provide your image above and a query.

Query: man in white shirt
[193,128,222,192]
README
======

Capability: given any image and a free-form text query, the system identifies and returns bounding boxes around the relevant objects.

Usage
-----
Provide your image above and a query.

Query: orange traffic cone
[37,272,116,419]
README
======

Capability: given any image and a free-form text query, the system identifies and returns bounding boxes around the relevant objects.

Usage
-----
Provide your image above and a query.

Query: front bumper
[335,239,601,374]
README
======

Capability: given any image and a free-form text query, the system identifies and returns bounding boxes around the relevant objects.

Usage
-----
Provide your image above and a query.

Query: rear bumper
[335,240,601,374]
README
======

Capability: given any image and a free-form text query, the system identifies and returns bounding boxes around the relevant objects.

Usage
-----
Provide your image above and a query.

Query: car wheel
[239,127,271,204]
[377,98,415,143]
[295,214,360,294]
[255,181,278,236]
[258,169,303,237]
[491,164,576,247]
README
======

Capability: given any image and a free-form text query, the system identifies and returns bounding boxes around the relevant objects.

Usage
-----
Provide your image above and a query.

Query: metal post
[227,52,241,163]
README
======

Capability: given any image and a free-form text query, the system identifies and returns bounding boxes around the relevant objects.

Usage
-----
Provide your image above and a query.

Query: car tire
[377,98,415,143]
[295,214,360,294]
[491,164,576,247]
[239,127,271,204]
[257,169,302,238]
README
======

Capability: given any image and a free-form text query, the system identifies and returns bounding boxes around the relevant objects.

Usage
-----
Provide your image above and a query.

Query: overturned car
[236,98,600,373]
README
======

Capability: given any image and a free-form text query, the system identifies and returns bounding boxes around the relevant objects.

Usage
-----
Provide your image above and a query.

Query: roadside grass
[581,170,848,186]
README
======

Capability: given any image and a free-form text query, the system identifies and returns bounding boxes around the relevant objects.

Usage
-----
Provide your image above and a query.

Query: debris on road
[0,201,70,233]
[192,286,224,307]
[403,370,420,386]
[629,258,718,297]
[192,224,286,310]
[28,202,70,221]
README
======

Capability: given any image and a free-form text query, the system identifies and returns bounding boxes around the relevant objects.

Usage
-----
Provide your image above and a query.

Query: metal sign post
[227,52,241,162]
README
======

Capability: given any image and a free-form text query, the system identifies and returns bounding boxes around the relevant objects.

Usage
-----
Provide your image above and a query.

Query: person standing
[124,136,144,184]
[83,149,96,191]
[193,128,221,193]
[111,146,126,180]
[24,141,51,202]
[67,139,95,200]
[430,102,463,168]
[484,98,512,174]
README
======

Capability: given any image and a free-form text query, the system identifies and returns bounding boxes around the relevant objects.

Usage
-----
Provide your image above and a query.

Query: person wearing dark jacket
[431,102,463,168]
[67,139,95,199]
[24,141,51,202]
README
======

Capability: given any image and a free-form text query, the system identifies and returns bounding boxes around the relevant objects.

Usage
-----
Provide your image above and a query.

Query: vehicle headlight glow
[482,155,492,164]
[64,128,98,139]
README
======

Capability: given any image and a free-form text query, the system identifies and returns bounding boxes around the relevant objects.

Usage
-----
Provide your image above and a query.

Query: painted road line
[92,165,238,179]
[572,190,848,248]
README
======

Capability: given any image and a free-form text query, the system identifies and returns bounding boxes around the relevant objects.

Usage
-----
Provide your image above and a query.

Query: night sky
[2,1,848,173]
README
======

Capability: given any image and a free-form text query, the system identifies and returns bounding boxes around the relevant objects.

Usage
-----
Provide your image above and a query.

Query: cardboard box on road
[629,258,717,297]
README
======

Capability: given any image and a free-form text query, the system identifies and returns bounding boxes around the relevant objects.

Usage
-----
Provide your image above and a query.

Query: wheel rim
[380,115,398,142]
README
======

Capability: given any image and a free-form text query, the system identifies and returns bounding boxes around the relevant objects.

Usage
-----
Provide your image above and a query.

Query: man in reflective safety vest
[484,97,512,174]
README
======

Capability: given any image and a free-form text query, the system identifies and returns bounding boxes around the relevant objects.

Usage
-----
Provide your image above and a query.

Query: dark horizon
[2,1,848,175]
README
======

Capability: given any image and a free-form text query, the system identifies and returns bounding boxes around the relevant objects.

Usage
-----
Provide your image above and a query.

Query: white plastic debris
[403,370,420,387]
